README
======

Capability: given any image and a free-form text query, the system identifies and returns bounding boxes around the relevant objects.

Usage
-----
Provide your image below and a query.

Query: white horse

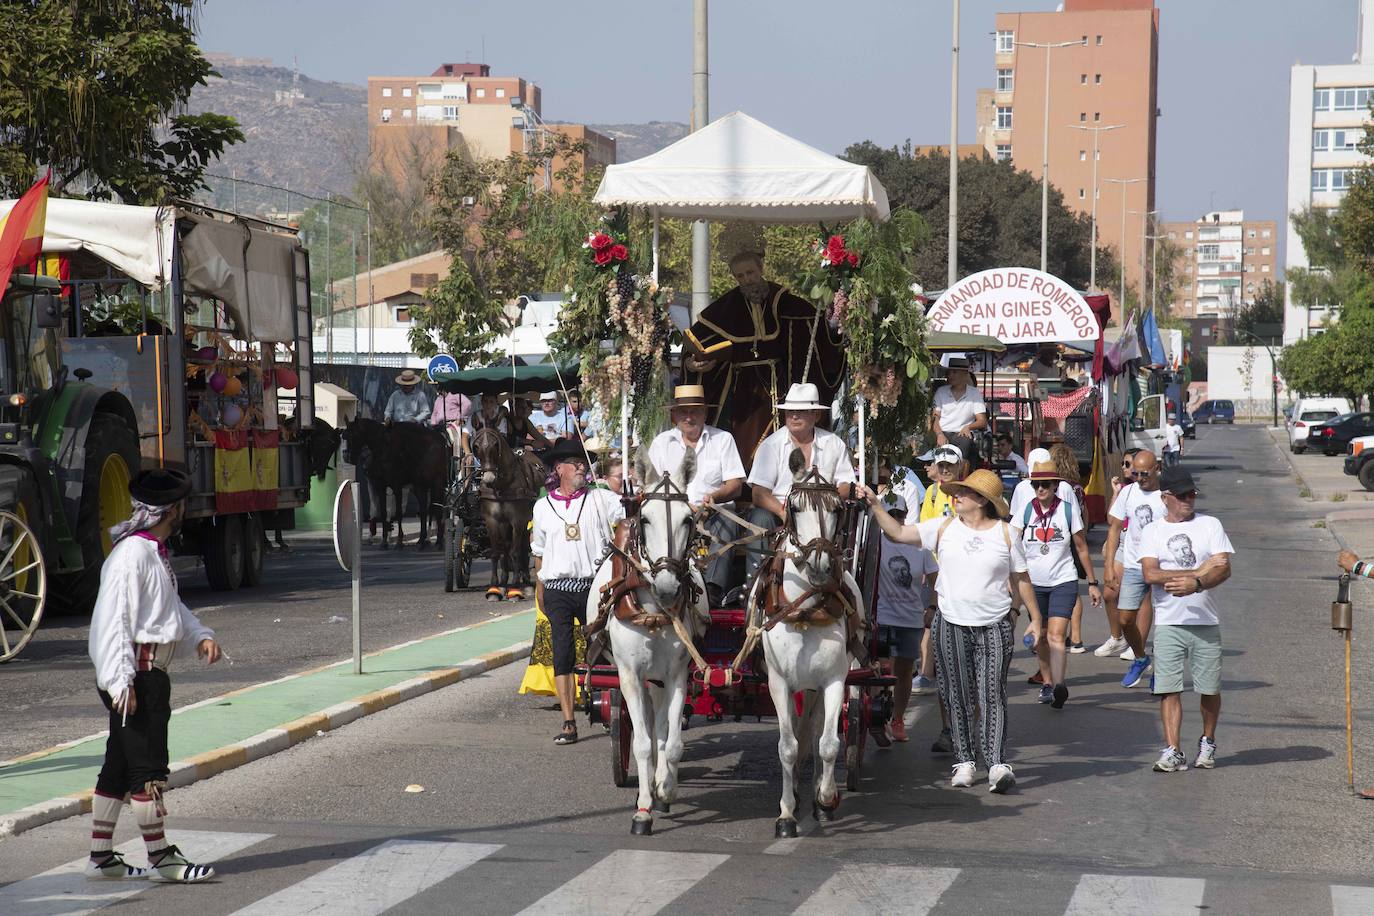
[755,449,862,838]
[589,449,708,836]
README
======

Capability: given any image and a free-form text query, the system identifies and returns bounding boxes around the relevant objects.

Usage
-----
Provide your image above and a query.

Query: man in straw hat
[930,353,988,463]
[683,247,845,468]
[744,382,856,582]
[648,384,747,605]
[86,469,223,882]
[383,368,431,425]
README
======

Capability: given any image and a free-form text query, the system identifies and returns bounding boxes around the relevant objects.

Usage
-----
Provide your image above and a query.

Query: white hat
[1026,447,1052,465]
[932,444,963,465]
[539,391,559,401]
[940,352,970,369]
[777,382,827,411]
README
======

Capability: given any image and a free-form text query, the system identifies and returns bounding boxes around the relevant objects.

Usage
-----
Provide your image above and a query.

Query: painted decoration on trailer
[927,267,1100,344]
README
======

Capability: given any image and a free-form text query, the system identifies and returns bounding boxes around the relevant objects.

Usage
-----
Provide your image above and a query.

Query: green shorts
[1151,624,1222,695]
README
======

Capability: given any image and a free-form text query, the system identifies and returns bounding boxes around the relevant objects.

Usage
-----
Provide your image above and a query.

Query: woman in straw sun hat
[859,468,1042,795]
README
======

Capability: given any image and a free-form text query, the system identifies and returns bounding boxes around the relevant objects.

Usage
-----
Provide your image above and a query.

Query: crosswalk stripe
[228,839,502,915]
[1064,874,1207,916]
[0,829,272,916]
[792,864,960,915]
[1332,884,1374,915]
[516,849,728,916]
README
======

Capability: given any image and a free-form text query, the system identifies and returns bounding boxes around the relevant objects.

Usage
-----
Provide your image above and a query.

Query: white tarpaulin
[593,111,889,222]
[927,267,1101,343]
[0,197,300,342]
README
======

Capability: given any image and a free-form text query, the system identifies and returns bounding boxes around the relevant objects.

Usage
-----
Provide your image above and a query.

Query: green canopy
[433,363,581,396]
[927,331,1007,354]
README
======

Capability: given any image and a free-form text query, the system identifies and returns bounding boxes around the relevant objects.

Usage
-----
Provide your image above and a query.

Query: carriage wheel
[844,688,870,792]
[610,688,634,787]
[0,508,48,663]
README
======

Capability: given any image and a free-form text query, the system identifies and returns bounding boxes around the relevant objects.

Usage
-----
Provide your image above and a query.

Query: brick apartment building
[1162,211,1278,322]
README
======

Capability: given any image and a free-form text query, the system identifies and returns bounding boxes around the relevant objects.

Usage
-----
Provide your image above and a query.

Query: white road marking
[516,849,727,916]
[0,829,271,916]
[1064,874,1207,916]
[1332,884,1374,915]
[230,839,502,915]
[792,864,960,915]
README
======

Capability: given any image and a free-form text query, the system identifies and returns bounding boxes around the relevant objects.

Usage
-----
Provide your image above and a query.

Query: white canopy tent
[591,111,893,481]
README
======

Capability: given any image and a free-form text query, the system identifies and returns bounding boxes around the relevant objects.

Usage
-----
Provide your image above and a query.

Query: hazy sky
[200,0,1359,234]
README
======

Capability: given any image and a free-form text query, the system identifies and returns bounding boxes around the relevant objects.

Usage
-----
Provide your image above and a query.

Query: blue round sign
[426,353,460,383]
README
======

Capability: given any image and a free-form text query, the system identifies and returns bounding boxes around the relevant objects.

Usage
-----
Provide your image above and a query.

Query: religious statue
[683,249,845,469]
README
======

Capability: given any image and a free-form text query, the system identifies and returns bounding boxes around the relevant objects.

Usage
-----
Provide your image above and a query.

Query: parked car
[1344,435,1374,490]
[1307,412,1374,455]
[1179,408,1196,439]
[1287,397,1353,453]
[1192,400,1235,424]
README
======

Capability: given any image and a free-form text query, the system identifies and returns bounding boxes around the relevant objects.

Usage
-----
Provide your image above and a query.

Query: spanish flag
[0,173,50,296]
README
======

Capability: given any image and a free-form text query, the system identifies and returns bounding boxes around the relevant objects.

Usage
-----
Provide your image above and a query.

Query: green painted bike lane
[0,609,535,821]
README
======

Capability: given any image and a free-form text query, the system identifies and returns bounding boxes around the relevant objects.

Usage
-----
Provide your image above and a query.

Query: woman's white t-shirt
[1008,479,1078,524]
[1011,496,1083,587]
[916,516,1028,626]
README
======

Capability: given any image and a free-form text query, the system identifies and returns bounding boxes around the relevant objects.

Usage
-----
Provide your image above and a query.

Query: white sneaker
[950,762,976,787]
[988,764,1016,794]
[1119,646,1137,661]
[1153,746,1188,773]
[1093,636,1128,657]
[1194,737,1217,769]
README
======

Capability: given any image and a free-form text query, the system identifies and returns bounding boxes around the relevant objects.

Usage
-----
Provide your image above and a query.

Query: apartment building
[990,0,1159,316]
[1163,211,1278,320]
[1283,0,1374,342]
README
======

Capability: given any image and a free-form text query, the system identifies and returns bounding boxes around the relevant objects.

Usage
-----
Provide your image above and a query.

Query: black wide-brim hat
[542,439,592,467]
[130,468,192,506]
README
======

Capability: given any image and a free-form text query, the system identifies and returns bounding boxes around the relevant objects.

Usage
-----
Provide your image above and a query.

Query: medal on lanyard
[565,522,581,542]
[1034,497,1058,555]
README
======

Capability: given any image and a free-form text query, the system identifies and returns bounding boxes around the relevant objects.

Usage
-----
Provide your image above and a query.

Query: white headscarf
[108,498,174,545]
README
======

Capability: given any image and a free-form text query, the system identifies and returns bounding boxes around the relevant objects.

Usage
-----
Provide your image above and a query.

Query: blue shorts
[878,624,922,660]
[1118,567,1149,611]
[1033,581,1079,619]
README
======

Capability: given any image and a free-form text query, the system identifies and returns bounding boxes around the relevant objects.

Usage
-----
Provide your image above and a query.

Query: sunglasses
[1129,469,1155,478]
[1165,489,1198,500]
[1032,480,1057,490]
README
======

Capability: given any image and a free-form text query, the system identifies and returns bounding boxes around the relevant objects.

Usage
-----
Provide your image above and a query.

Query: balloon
[195,346,217,362]
[222,376,243,397]
[220,403,243,427]
[274,366,298,390]
[208,371,228,393]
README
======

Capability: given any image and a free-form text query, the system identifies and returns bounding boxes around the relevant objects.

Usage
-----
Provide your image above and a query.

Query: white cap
[539,391,559,401]
[932,444,964,464]
[1026,447,1052,465]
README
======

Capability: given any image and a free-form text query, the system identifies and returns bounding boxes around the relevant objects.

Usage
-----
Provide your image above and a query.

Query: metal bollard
[1334,574,1355,793]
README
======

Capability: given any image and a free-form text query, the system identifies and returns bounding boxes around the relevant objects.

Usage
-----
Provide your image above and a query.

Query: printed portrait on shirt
[1167,533,1197,567]
[1133,504,1155,529]
[886,554,913,588]
[963,536,985,555]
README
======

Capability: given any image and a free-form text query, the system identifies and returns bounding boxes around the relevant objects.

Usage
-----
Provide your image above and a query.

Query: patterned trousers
[932,612,1015,767]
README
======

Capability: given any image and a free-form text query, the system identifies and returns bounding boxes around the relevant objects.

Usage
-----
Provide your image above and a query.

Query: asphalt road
[6,425,1374,915]
[3,531,518,760]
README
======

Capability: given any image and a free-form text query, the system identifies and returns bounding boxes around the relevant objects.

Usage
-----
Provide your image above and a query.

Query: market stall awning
[593,111,890,223]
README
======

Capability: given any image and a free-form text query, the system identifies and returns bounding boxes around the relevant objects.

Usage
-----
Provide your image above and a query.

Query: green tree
[0,1,242,201]
[1235,279,1284,339]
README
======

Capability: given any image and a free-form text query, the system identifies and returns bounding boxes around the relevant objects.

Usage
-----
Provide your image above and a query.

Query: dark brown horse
[343,417,448,550]
[471,426,542,600]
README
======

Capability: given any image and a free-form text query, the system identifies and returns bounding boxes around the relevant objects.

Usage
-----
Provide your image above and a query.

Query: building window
[997,106,1013,130]
[1244,247,1253,255]
[995,144,1012,162]
[1079,188,1085,199]
[1314,89,1331,110]
[1080,73,1088,85]
[1332,168,1353,191]
[402,87,412,97]
[1261,246,1271,255]
[380,108,392,122]
[381,87,392,98]
[443,105,459,120]
[1095,73,1102,84]
[401,109,412,119]
[1334,88,1361,110]
[1314,129,1330,151]
[1185,231,1193,239]
[1335,129,1362,150]
[495,88,506,98]
[996,30,1015,53]
[394,307,411,324]
[1245,264,1255,273]
[1262,264,1271,273]
[1096,34,1103,45]
[1079,112,1087,122]
[1262,228,1272,238]
[1247,229,1257,238]
[1313,169,1329,191]
[997,69,1014,92]
[1079,150,1087,161]
[1094,112,1101,121]
[1081,35,1088,44]
[475,88,486,98]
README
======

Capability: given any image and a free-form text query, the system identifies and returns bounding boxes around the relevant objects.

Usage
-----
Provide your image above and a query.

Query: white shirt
[1138,514,1235,626]
[647,424,746,506]
[889,466,927,526]
[1165,424,1184,452]
[1012,495,1084,587]
[383,387,431,424]
[1009,479,1078,524]
[534,407,569,440]
[915,517,1027,626]
[748,427,857,501]
[88,536,215,697]
[932,384,987,433]
[999,450,1029,475]
[1108,483,1168,570]
[531,488,625,582]
[876,537,938,628]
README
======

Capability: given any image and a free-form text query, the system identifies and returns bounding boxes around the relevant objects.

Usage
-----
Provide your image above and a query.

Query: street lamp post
[1234,327,1281,428]
[948,0,960,287]
[1129,208,1160,311]
[1069,123,1123,290]
[1105,177,1145,313]
[1016,38,1086,272]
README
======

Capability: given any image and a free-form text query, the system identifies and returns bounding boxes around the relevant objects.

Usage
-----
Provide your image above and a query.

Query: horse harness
[472,427,541,501]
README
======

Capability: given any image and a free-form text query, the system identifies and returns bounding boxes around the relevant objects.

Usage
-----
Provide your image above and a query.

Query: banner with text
[928,267,1100,343]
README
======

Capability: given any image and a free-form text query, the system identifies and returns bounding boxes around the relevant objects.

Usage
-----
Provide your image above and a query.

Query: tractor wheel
[204,514,245,591]
[0,479,48,662]
[50,413,139,616]
[241,513,265,587]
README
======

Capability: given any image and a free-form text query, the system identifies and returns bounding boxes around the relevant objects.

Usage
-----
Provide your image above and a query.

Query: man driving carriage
[383,369,431,424]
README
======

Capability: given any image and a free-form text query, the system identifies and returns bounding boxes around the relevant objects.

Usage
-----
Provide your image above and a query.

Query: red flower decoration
[847,252,859,267]
[610,244,628,261]
[590,233,613,251]
[594,249,614,266]
[827,235,846,250]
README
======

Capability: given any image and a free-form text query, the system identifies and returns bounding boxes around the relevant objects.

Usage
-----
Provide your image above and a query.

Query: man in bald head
[1104,450,1166,690]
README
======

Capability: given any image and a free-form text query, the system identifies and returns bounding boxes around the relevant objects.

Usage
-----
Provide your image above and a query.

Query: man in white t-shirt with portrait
[1104,450,1168,690]
[1138,466,1234,773]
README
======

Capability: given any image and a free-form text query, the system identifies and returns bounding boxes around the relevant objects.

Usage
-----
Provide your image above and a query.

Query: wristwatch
[1194,576,1205,594]
[1087,580,1100,587]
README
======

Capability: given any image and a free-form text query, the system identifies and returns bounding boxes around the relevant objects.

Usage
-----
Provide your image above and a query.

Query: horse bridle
[781,466,849,582]
[630,473,705,586]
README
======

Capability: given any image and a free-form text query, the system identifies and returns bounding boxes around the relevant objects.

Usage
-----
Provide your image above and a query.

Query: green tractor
[0,274,139,662]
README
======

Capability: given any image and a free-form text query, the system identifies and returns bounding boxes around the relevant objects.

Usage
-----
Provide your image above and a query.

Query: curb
[0,639,531,838]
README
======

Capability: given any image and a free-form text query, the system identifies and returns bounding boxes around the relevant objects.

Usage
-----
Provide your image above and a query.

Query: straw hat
[940,469,1010,519]
[1029,460,1062,482]
[672,384,708,408]
[395,369,422,385]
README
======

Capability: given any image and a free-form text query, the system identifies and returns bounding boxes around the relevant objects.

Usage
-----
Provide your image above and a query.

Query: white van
[1287,397,1353,453]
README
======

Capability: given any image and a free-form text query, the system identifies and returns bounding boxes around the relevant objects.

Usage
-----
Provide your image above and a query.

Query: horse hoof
[485,590,502,601]
[813,792,842,822]
[653,800,671,814]
[505,590,524,601]
[774,818,798,839]
[630,818,653,837]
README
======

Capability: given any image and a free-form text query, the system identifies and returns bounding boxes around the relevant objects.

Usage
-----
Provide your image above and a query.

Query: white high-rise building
[1284,0,1374,343]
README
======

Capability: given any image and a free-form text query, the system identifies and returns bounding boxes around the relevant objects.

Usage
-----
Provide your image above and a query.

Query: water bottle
[1023,630,1035,651]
